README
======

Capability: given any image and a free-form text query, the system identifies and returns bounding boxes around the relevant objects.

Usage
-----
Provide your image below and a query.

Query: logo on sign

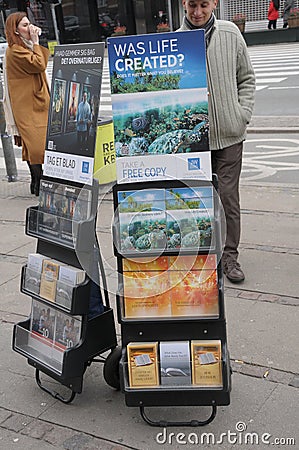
[82,161,90,173]
[188,158,201,171]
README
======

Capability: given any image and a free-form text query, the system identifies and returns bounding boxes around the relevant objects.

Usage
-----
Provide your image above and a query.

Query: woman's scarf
[2,52,20,137]
[20,36,34,51]
[2,37,34,137]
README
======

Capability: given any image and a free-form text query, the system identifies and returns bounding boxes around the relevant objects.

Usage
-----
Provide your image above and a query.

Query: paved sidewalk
[0,138,298,449]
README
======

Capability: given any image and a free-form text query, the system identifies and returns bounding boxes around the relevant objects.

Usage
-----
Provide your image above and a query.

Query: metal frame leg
[35,369,76,404]
[139,404,217,427]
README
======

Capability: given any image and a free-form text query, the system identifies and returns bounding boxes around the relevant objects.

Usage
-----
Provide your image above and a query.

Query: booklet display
[127,342,159,388]
[23,254,86,310]
[127,340,223,389]
[116,186,214,254]
[37,180,92,245]
[24,253,47,295]
[160,341,191,386]
[30,300,82,353]
[191,340,222,387]
[39,259,60,302]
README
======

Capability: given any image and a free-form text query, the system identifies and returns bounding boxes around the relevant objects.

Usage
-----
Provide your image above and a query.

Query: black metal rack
[12,178,119,403]
[110,177,231,426]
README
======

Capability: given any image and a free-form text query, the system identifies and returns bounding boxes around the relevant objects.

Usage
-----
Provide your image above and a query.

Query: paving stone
[278,296,299,306]
[238,291,260,300]
[266,369,294,385]
[259,293,280,302]
[1,412,33,432]
[272,247,288,253]
[63,433,92,449]
[288,375,299,389]
[82,438,127,450]
[224,287,240,297]
[230,360,244,373]
[0,408,12,424]
[43,426,76,446]
[20,419,54,439]
[239,364,266,378]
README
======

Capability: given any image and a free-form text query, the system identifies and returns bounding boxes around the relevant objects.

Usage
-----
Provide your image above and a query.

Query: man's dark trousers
[211,142,243,262]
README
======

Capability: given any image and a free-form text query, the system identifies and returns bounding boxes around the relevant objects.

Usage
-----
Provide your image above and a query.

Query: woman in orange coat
[268,0,280,29]
[4,12,50,196]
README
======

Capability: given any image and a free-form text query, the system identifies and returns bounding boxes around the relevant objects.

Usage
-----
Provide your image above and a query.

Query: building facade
[0,0,298,44]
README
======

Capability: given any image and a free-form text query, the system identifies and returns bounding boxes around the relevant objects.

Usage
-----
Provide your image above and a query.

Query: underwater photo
[112,88,209,157]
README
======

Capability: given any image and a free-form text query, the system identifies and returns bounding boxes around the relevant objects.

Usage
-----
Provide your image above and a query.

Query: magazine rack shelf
[20,264,91,315]
[13,178,118,403]
[110,177,231,426]
[25,206,96,253]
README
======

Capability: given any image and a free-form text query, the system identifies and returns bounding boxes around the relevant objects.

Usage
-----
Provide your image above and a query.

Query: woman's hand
[29,24,41,44]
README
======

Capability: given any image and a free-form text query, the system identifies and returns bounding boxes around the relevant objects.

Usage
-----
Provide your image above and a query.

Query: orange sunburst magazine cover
[123,256,168,272]
[169,268,219,317]
[123,270,171,318]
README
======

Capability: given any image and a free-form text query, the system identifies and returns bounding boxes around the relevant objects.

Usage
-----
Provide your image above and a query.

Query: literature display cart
[107,30,231,426]
[111,178,231,426]
[12,41,119,403]
[13,179,118,403]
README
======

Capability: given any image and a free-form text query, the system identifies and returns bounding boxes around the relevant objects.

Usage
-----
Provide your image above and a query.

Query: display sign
[93,118,117,184]
[107,30,211,183]
[44,42,105,185]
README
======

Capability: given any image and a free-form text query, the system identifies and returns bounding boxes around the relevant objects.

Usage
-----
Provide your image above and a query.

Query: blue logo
[188,158,201,171]
[82,161,90,174]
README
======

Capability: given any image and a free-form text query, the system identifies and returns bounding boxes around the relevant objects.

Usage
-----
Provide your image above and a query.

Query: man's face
[182,0,218,27]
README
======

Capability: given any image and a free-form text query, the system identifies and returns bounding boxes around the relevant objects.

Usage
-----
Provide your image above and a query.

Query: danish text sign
[44,42,104,185]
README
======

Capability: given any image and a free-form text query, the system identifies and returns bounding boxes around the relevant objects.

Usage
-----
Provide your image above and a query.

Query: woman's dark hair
[273,0,280,10]
[5,12,27,48]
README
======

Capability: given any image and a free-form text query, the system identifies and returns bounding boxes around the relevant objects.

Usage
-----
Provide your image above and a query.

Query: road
[249,42,299,116]
[243,134,299,184]
[45,41,297,122]
[1,42,299,185]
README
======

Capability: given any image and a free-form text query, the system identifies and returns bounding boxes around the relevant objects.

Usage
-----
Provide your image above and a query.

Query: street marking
[255,71,299,76]
[255,78,286,83]
[243,139,299,181]
[250,55,299,61]
[252,62,299,67]
[254,66,299,72]
[256,86,268,91]
[269,86,299,90]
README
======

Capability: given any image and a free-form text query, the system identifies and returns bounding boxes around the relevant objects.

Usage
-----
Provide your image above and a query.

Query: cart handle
[35,369,76,404]
[139,404,217,427]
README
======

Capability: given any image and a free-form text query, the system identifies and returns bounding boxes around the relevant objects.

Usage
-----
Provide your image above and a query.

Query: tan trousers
[211,142,243,262]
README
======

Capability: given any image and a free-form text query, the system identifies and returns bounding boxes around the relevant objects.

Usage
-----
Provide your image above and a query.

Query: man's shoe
[223,259,245,283]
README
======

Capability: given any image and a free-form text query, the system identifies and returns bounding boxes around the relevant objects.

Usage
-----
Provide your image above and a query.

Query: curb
[247,127,299,133]
[248,116,299,134]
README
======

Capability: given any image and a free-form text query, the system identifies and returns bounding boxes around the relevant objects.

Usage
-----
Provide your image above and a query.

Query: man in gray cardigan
[178,0,255,283]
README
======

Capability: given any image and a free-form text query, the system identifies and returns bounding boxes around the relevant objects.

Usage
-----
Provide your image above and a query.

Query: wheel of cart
[103,346,122,390]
